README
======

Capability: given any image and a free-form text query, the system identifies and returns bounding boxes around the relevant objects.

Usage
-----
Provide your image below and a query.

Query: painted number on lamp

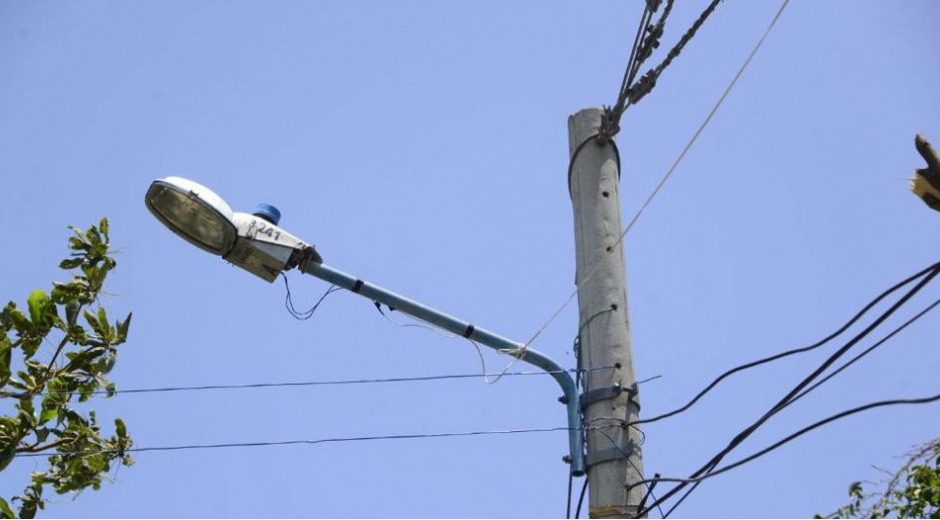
[250,221,281,241]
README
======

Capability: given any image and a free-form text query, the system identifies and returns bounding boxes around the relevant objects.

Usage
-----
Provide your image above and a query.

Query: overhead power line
[15,426,574,459]
[15,366,617,399]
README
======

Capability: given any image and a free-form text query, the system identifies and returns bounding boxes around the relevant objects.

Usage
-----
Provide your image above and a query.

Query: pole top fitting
[597,106,620,145]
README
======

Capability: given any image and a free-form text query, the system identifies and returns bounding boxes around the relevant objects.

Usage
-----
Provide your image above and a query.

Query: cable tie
[462,324,475,339]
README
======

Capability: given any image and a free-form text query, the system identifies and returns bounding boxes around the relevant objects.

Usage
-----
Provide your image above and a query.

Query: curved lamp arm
[299,254,585,476]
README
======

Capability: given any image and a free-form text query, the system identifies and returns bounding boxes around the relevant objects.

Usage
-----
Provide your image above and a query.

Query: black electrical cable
[575,476,589,519]
[612,6,654,119]
[627,0,723,107]
[566,471,574,519]
[639,264,940,517]
[788,296,940,407]
[637,474,661,518]
[632,259,940,428]
[660,480,697,519]
[609,0,677,135]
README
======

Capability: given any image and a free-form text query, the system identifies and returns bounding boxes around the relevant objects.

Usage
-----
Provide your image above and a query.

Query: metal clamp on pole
[586,439,637,469]
[581,382,623,409]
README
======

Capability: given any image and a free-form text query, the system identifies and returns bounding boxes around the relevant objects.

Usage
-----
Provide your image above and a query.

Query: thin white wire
[525,0,789,350]
[378,306,458,338]
[377,306,525,385]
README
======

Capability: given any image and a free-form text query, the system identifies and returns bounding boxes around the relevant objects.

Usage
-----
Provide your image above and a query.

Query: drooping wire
[638,263,940,517]
[632,259,940,428]
[15,426,575,458]
[282,273,341,320]
[525,0,788,352]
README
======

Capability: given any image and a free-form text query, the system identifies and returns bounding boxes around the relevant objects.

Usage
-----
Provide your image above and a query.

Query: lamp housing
[145,176,321,283]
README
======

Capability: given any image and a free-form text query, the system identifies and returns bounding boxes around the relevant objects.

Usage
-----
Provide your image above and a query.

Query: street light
[144,176,585,475]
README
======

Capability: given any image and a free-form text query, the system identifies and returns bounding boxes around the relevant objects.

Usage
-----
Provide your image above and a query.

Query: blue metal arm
[300,258,585,476]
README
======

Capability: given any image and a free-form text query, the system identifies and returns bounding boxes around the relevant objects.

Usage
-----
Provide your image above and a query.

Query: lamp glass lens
[149,185,235,255]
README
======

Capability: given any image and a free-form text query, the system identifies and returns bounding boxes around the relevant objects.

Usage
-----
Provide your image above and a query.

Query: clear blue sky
[2,1,939,517]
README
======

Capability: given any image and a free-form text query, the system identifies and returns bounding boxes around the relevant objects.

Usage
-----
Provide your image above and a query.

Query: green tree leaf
[99,218,109,241]
[0,338,11,386]
[0,443,15,473]
[1,219,133,515]
[0,497,15,519]
[26,290,51,326]
[58,258,83,270]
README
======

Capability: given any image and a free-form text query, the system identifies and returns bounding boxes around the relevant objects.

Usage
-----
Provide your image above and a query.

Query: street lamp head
[145,176,322,282]
[145,177,238,256]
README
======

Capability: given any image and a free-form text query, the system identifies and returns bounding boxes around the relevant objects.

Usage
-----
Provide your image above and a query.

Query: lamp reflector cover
[145,177,237,256]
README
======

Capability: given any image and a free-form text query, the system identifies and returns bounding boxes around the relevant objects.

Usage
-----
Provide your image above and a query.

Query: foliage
[0,219,133,518]
[820,439,940,518]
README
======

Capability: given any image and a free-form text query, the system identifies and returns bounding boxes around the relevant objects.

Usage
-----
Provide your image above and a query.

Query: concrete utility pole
[568,108,645,518]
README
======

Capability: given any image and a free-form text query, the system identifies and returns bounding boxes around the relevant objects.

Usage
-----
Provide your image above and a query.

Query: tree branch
[15,438,74,454]
[42,302,86,384]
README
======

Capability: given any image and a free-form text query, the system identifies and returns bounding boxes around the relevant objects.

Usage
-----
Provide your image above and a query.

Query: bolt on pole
[568,108,645,518]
